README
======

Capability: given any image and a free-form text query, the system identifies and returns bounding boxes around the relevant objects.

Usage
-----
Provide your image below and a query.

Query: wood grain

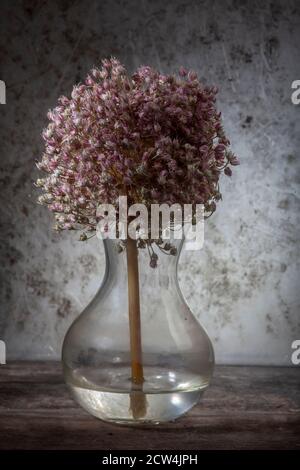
[0,362,299,450]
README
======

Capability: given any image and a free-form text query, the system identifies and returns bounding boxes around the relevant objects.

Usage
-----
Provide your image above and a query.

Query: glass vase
[62,235,214,424]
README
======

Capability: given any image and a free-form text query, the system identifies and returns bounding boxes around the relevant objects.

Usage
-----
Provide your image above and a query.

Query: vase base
[64,363,212,423]
[68,384,205,424]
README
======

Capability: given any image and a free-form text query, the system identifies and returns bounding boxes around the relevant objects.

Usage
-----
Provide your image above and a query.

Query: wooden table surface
[0,362,299,450]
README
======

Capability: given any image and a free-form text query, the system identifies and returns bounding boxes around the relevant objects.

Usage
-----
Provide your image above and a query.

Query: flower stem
[126,236,147,418]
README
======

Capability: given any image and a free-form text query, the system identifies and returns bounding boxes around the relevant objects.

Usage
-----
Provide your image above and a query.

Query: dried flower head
[36,58,239,239]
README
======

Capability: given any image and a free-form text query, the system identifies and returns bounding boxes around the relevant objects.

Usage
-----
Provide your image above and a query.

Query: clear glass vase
[62,235,214,424]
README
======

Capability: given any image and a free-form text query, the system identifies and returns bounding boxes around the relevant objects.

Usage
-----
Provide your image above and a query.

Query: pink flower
[36,58,238,233]
[179,67,187,77]
[224,167,232,177]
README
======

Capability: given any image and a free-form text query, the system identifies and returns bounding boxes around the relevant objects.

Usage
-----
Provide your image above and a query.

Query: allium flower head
[36,58,239,234]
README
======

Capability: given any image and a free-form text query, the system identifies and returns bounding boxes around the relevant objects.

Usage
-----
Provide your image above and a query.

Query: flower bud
[179,67,187,77]
[149,257,157,268]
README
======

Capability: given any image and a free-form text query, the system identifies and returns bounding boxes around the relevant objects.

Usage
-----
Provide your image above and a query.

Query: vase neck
[103,237,183,276]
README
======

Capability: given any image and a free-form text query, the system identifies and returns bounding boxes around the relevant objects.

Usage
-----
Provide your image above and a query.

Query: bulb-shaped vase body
[62,236,214,424]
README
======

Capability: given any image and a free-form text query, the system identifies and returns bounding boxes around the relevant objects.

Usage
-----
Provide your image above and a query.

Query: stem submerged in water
[126,237,147,418]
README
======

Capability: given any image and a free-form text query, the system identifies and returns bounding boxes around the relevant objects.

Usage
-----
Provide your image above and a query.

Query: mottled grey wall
[1,0,300,364]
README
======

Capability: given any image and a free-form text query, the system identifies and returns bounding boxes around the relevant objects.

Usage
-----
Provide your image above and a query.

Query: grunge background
[0,0,300,364]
